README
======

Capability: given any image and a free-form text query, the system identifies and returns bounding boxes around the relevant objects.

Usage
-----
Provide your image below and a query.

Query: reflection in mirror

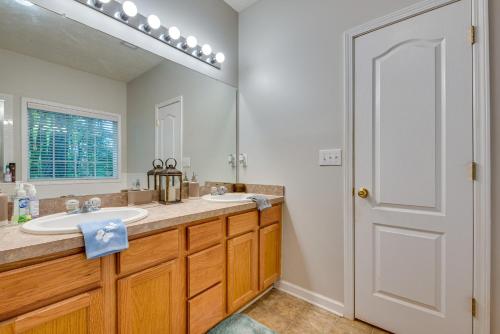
[0,94,13,182]
[0,0,237,198]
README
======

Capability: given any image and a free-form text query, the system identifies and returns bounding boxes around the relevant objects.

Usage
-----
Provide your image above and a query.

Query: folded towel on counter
[246,195,272,211]
[78,218,128,260]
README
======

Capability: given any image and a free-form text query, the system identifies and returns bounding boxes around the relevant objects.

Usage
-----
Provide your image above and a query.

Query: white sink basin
[21,207,149,235]
[201,193,255,203]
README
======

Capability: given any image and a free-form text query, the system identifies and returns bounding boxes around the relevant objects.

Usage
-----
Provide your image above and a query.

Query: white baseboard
[275,280,344,317]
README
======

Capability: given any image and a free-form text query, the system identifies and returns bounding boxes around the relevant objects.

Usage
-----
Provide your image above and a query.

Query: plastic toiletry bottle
[26,184,40,218]
[12,183,31,224]
[0,189,8,227]
[189,173,200,199]
[4,165,11,183]
[181,173,189,199]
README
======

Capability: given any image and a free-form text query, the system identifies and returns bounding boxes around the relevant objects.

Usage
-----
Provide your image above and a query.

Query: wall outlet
[319,149,342,166]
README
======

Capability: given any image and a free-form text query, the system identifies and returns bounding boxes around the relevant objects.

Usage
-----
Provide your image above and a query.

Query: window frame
[21,97,122,184]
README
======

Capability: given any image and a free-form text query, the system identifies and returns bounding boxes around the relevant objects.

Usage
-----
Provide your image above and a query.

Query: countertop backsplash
[5,183,284,220]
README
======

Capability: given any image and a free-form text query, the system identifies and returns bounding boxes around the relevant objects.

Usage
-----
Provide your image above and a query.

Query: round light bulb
[15,0,34,6]
[122,1,137,18]
[215,52,225,64]
[147,15,161,30]
[168,26,181,40]
[201,44,212,56]
[186,36,198,48]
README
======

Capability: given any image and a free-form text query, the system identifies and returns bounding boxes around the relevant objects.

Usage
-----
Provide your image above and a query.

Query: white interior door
[354,1,473,333]
[155,98,182,164]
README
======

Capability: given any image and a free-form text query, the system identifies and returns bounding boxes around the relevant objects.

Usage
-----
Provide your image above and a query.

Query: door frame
[155,96,184,165]
[342,0,491,333]
[0,93,14,170]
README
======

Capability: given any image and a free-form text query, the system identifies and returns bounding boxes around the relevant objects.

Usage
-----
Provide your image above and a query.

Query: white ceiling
[0,0,163,82]
[224,0,260,12]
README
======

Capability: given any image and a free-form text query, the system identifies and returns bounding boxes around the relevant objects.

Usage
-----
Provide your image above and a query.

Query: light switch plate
[319,149,342,166]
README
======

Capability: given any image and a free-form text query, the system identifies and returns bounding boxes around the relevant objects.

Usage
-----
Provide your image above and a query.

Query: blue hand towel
[79,218,129,260]
[246,195,272,211]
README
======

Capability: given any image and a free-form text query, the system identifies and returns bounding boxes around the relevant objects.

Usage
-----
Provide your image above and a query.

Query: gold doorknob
[358,187,369,199]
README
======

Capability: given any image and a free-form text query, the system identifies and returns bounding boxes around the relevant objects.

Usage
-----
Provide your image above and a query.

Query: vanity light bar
[76,0,225,70]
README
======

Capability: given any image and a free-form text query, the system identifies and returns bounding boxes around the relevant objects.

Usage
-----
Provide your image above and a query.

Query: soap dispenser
[189,173,200,199]
[25,184,40,218]
[12,182,30,224]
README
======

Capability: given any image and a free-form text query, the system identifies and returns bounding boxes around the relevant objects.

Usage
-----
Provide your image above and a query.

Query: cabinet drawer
[260,205,282,227]
[118,229,179,275]
[188,283,224,334]
[0,254,101,318]
[227,211,258,237]
[188,244,224,298]
[187,219,223,252]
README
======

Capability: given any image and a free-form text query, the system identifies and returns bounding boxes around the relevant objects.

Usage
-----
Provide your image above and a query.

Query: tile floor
[244,289,390,334]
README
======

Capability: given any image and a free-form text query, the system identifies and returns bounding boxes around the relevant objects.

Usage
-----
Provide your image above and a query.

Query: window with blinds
[26,101,119,181]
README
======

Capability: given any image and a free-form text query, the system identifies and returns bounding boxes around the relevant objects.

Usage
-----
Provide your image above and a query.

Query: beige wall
[239,0,422,303]
[127,60,237,186]
[0,48,127,198]
[240,1,498,329]
[33,0,239,87]
[490,0,499,332]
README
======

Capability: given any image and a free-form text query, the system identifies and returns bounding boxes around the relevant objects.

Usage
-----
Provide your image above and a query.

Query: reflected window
[25,100,120,181]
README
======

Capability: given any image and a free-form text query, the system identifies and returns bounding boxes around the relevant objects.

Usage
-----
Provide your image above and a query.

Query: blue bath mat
[208,314,276,334]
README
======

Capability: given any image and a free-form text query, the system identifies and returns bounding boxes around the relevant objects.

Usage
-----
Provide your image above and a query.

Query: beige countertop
[0,195,284,266]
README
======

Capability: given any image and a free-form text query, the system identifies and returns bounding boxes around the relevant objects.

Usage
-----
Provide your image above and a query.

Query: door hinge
[472,297,477,317]
[468,25,477,45]
[471,162,477,181]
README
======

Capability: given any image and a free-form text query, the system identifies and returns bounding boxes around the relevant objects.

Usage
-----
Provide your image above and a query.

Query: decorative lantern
[159,158,183,204]
[147,159,164,190]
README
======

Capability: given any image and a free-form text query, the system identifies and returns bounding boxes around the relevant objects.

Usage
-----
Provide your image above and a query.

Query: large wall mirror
[0,0,237,197]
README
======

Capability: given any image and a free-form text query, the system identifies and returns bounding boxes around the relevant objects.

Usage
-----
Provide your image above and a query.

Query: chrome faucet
[65,197,101,214]
[218,186,228,195]
[82,197,102,213]
[80,201,95,213]
[211,186,228,196]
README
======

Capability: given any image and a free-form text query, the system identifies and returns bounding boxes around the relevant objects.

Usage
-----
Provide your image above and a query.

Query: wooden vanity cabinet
[259,204,282,291]
[0,289,104,334]
[259,223,281,290]
[116,229,181,334]
[0,203,282,334]
[227,230,259,313]
[186,219,225,334]
[118,260,180,334]
[188,283,224,334]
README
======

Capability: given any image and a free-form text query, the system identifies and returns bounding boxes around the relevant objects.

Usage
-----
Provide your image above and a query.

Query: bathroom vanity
[0,1,282,332]
[0,198,283,334]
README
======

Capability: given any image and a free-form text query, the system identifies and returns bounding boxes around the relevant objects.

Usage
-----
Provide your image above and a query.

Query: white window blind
[27,102,119,181]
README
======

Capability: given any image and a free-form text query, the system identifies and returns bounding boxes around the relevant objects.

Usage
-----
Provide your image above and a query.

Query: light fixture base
[76,0,223,69]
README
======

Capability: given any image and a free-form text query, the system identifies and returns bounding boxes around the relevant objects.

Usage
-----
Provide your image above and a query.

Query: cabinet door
[0,289,104,334]
[227,231,259,313]
[259,223,281,290]
[118,260,180,334]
